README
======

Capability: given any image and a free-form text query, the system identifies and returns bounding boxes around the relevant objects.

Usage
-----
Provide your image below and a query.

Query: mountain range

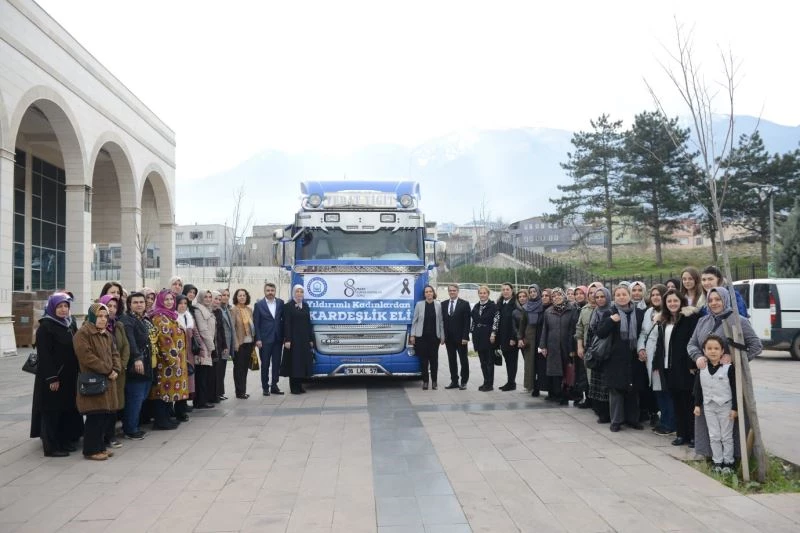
[176,115,800,228]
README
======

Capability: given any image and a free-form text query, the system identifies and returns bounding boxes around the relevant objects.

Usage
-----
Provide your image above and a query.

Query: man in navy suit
[254,282,285,395]
[442,284,472,389]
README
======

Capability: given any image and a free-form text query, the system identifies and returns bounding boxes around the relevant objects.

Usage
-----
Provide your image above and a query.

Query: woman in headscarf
[73,303,120,460]
[147,289,189,429]
[521,284,544,395]
[687,286,762,457]
[170,276,184,296]
[142,287,156,313]
[587,287,612,423]
[232,288,255,399]
[630,281,648,310]
[471,286,499,391]
[98,294,129,449]
[175,294,198,408]
[637,284,672,435]
[209,290,228,402]
[190,288,216,408]
[540,288,577,405]
[30,292,82,457]
[570,286,589,404]
[596,285,647,432]
[574,285,598,408]
[281,285,315,394]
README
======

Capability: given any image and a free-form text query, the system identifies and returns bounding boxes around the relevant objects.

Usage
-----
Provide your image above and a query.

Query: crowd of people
[30,267,760,472]
[413,265,761,474]
[30,279,313,461]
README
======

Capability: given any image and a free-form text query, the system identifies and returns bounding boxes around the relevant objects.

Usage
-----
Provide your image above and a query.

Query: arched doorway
[89,137,138,291]
[139,168,175,290]
[11,95,84,295]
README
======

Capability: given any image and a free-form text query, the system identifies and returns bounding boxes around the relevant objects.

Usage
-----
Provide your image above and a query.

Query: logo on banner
[343,278,356,297]
[306,276,328,298]
[401,278,411,295]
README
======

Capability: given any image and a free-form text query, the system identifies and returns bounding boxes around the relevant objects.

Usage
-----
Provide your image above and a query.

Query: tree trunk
[606,218,613,269]
[760,239,768,265]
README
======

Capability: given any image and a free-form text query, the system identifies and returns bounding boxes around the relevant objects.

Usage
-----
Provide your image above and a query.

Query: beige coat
[232,305,255,352]
[73,322,121,414]
[192,303,215,366]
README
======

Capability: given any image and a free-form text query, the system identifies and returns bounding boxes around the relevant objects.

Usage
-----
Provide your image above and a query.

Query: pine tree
[550,114,625,268]
[620,111,696,266]
[776,200,800,277]
[723,132,793,263]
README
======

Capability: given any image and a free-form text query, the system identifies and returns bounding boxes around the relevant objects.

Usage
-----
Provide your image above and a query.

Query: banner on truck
[304,274,414,324]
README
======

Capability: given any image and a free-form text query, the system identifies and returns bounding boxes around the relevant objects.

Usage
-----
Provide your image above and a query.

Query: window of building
[679,238,689,245]
[13,150,25,291]
[206,231,215,239]
[695,237,703,246]
[190,231,202,240]
[176,232,183,241]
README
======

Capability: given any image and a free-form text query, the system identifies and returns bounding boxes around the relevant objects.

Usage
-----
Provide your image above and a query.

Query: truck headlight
[308,194,323,208]
[399,194,413,208]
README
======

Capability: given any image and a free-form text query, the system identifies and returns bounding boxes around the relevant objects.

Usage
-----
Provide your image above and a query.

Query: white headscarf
[292,284,305,305]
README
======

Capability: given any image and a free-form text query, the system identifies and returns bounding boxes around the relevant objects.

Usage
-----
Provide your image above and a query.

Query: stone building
[0,0,176,354]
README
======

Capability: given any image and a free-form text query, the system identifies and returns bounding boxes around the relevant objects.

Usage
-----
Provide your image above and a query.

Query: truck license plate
[344,367,379,375]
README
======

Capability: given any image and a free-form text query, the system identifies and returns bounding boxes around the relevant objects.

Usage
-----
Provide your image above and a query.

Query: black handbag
[493,349,503,366]
[191,334,202,356]
[22,352,38,374]
[584,334,612,370]
[78,372,108,396]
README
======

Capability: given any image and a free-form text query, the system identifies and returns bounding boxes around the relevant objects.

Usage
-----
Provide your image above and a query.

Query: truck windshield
[298,228,423,261]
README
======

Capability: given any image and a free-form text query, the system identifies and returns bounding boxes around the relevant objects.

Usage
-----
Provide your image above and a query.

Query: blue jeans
[123,380,151,435]
[655,390,675,431]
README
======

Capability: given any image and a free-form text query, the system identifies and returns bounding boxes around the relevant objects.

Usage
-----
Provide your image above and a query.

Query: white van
[733,279,800,359]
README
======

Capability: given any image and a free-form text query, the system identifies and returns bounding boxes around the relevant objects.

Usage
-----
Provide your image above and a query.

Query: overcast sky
[36,0,800,218]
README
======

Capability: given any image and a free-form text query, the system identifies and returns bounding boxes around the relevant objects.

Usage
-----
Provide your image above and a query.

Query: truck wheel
[791,334,800,361]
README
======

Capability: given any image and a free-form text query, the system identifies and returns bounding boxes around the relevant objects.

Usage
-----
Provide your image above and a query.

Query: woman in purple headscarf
[147,289,190,429]
[30,292,83,457]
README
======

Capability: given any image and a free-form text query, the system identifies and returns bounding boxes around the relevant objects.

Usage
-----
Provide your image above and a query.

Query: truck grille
[314,326,408,355]
[296,265,425,274]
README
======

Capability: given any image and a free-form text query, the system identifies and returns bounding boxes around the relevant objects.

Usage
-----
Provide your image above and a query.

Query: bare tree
[646,20,767,482]
[134,217,154,289]
[225,184,255,289]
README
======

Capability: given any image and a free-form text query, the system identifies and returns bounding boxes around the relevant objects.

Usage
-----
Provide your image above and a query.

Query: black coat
[654,311,700,391]
[119,312,154,382]
[30,318,80,437]
[471,301,498,352]
[540,306,577,377]
[281,301,315,378]
[596,307,647,391]
[496,299,518,349]
[212,308,228,360]
[442,298,471,344]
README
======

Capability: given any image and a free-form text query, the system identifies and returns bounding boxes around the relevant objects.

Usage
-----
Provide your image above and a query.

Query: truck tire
[791,334,800,361]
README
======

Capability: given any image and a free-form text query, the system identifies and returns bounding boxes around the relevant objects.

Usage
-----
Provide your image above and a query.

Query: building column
[65,184,92,322]
[0,148,16,355]
[120,206,142,291]
[159,222,175,291]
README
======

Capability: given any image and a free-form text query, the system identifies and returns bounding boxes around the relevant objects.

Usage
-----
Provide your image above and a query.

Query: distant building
[175,224,235,267]
[243,223,286,266]
[508,216,601,253]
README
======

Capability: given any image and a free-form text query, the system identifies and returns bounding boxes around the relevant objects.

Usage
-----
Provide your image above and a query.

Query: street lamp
[743,182,778,276]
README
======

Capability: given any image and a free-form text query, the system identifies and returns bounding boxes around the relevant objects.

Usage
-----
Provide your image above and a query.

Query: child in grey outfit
[693,334,737,474]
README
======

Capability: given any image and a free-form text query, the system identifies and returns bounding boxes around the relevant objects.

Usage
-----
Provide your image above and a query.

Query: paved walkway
[0,350,798,532]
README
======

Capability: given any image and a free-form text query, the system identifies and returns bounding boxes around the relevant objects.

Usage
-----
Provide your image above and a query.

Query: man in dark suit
[442,284,471,389]
[254,282,285,396]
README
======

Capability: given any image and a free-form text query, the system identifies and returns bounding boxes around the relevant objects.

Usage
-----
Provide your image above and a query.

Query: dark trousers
[416,337,440,383]
[216,359,228,396]
[671,388,695,440]
[84,413,114,456]
[445,341,469,385]
[209,359,220,402]
[502,347,518,386]
[533,352,548,393]
[478,349,494,387]
[234,343,253,396]
[194,365,211,406]
[259,342,283,389]
[574,357,588,397]
[103,414,117,444]
[175,400,188,418]
[289,377,304,393]
[609,388,640,425]
[40,411,68,453]
[549,376,563,398]
[594,400,610,422]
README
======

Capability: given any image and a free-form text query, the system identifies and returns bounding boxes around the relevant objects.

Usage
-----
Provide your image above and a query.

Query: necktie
[449,300,455,316]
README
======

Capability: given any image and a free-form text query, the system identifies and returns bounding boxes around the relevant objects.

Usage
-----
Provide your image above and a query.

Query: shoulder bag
[78,372,108,396]
[584,333,612,370]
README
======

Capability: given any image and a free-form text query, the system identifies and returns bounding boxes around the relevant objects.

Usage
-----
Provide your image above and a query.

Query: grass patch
[688,455,800,494]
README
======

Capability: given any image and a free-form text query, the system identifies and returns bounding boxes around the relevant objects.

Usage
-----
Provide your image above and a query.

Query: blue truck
[273,180,441,376]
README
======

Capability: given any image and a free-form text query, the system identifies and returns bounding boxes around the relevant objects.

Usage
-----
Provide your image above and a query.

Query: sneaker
[711,463,723,474]
[124,431,146,440]
[109,439,123,449]
[720,466,734,475]
[653,426,675,436]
